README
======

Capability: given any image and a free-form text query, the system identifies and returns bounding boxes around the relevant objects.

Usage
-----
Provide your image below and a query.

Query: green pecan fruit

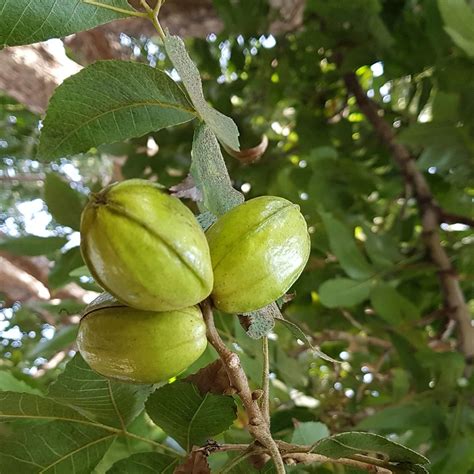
[77,293,207,384]
[80,179,213,311]
[206,196,311,313]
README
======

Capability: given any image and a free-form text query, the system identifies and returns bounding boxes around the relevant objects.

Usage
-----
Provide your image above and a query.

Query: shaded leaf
[146,381,237,451]
[312,431,429,465]
[108,452,179,473]
[0,235,67,256]
[370,284,419,324]
[44,173,84,230]
[0,0,133,48]
[185,360,232,396]
[320,212,374,280]
[319,278,372,308]
[39,61,196,160]
[191,123,244,215]
[164,34,240,150]
[291,421,330,445]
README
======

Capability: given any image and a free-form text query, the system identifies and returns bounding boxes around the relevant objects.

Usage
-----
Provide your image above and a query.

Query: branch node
[252,389,264,400]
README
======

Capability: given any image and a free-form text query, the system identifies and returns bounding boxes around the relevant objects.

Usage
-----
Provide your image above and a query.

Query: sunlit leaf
[39,61,196,160]
[0,0,133,47]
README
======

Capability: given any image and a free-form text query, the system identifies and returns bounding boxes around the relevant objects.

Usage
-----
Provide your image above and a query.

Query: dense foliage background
[0,0,473,472]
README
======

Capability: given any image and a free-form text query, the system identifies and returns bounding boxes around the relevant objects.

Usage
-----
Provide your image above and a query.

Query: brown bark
[0,42,82,114]
[343,72,474,364]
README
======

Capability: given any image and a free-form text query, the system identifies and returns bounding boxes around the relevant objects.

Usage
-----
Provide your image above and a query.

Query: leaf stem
[140,0,166,40]
[82,0,147,18]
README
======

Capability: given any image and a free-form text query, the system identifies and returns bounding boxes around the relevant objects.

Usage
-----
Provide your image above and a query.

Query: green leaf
[313,431,429,464]
[0,235,67,256]
[0,421,115,473]
[0,0,133,48]
[49,246,84,288]
[108,452,179,473]
[320,212,374,280]
[164,34,240,150]
[0,391,93,423]
[0,372,42,394]
[319,278,373,308]
[397,122,466,147]
[48,353,153,428]
[291,421,330,445]
[191,123,244,215]
[370,284,419,324]
[44,173,84,230]
[356,403,437,432]
[438,0,474,58]
[145,381,237,451]
[38,61,196,160]
[0,391,116,472]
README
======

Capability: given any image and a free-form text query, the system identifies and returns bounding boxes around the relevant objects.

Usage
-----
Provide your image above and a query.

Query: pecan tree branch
[343,72,474,364]
[201,300,285,473]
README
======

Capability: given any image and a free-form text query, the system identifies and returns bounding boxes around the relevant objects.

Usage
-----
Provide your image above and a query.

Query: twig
[201,300,286,474]
[343,72,474,366]
[261,336,271,426]
[436,208,474,228]
[197,442,396,473]
[140,0,166,40]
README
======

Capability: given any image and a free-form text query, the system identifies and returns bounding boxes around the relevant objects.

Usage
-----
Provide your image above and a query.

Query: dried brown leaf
[224,135,269,164]
[185,359,232,395]
[173,450,210,474]
[169,175,202,202]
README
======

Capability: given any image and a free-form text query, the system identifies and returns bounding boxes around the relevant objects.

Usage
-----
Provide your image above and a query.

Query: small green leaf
[108,452,179,474]
[370,284,419,324]
[38,61,196,160]
[291,421,330,445]
[191,123,244,215]
[0,0,134,48]
[164,34,240,150]
[319,278,372,308]
[44,173,84,230]
[146,381,237,451]
[313,431,429,465]
[320,212,374,280]
[0,235,67,256]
